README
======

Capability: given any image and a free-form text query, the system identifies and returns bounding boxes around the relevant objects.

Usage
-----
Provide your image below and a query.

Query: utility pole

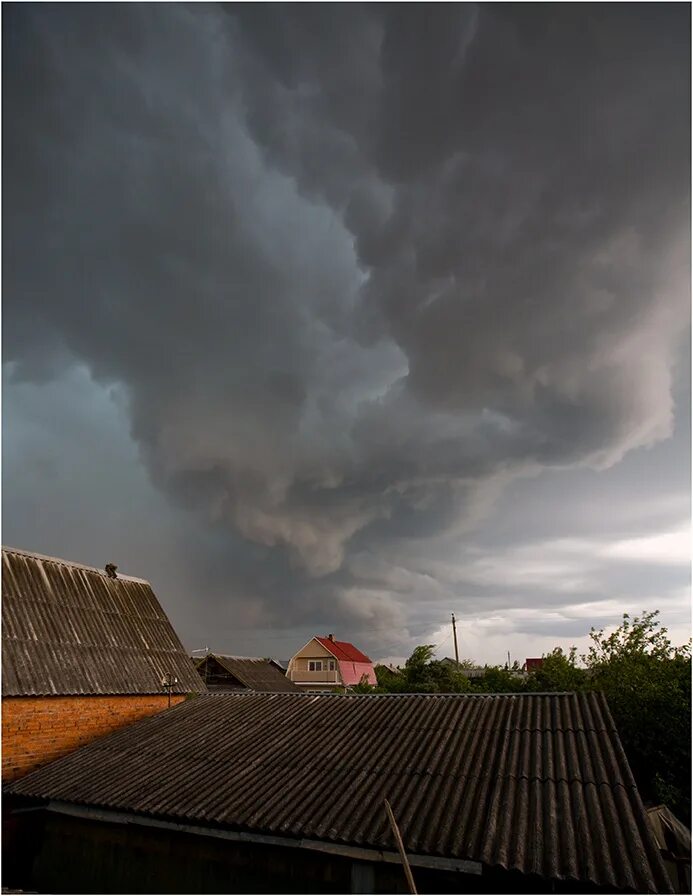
[451,613,460,667]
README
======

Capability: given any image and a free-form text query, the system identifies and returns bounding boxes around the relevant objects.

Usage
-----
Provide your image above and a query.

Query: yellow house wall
[287,639,341,686]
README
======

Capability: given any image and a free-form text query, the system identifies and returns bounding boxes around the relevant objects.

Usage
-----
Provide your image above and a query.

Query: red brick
[2,694,185,781]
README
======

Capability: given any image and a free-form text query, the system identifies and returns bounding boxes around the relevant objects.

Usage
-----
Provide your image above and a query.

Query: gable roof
[196,654,300,692]
[2,546,203,696]
[315,636,372,663]
[5,691,671,893]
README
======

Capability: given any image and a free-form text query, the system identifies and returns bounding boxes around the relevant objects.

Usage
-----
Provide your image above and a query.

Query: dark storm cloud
[3,4,689,651]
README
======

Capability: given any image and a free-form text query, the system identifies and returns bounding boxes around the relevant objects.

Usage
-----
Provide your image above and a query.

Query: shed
[2,546,204,781]
[194,653,300,692]
[4,691,672,894]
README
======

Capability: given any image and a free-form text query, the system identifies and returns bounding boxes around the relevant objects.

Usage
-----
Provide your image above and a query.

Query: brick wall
[2,694,185,782]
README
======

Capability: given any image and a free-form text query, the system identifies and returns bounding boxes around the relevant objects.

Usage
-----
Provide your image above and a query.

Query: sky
[3,4,690,667]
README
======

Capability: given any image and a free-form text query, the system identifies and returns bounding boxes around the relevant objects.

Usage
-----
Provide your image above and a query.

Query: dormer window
[308,660,323,672]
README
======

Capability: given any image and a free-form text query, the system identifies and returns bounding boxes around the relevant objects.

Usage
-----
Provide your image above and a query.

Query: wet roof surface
[6,690,670,892]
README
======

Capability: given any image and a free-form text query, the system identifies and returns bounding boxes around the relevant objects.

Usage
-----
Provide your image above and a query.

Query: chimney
[328,633,335,641]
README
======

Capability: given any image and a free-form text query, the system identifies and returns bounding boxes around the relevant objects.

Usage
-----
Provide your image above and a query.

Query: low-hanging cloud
[3,4,690,649]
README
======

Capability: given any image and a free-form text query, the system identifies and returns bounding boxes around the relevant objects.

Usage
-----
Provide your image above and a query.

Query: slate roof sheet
[2,547,203,696]
[198,654,300,692]
[5,691,671,892]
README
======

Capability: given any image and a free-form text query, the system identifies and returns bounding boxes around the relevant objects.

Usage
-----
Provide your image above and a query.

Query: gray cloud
[3,4,690,658]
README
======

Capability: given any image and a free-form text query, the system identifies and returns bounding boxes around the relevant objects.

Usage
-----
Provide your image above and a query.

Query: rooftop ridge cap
[318,636,363,648]
[2,545,150,584]
[197,690,581,698]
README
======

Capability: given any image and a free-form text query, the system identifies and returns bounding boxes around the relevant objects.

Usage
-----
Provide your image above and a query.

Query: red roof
[525,657,544,671]
[316,637,372,664]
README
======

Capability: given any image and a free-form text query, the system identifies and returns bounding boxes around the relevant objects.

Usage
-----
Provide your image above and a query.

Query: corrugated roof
[197,654,300,692]
[5,691,670,892]
[2,547,203,696]
[315,636,372,663]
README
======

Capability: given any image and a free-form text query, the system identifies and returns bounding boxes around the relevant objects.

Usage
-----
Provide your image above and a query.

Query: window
[308,660,323,672]
[328,660,336,671]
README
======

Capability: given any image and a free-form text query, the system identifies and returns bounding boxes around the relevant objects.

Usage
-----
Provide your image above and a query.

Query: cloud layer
[3,5,690,657]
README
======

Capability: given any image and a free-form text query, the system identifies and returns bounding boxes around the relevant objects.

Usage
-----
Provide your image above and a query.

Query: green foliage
[373,663,407,692]
[426,660,471,693]
[372,648,470,693]
[469,666,524,693]
[583,611,691,824]
[525,647,588,692]
[405,644,436,673]
[350,680,383,694]
[585,610,690,664]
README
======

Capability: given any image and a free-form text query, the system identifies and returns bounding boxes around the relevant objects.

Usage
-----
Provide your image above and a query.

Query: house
[4,691,671,894]
[194,653,300,692]
[525,657,545,673]
[286,633,377,691]
[2,546,204,782]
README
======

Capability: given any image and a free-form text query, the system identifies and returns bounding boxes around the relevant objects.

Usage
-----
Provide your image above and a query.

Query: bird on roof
[105,563,118,579]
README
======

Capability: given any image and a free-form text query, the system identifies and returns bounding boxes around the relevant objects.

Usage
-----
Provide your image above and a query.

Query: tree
[525,647,588,692]
[427,659,471,693]
[401,645,470,692]
[369,647,471,694]
[469,665,525,693]
[373,664,405,692]
[584,611,691,824]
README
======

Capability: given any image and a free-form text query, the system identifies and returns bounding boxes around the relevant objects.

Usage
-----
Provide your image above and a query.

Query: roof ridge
[315,635,372,663]
[2,545,149,584]
[195,690,580,698]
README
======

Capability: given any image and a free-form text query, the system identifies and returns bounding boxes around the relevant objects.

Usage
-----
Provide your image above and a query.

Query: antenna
[160,672,178,709]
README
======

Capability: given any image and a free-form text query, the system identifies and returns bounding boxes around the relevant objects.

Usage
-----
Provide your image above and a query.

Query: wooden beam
[384,799,417,894]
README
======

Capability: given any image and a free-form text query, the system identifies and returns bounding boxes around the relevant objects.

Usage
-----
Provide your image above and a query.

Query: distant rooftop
[195,653,300,693]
